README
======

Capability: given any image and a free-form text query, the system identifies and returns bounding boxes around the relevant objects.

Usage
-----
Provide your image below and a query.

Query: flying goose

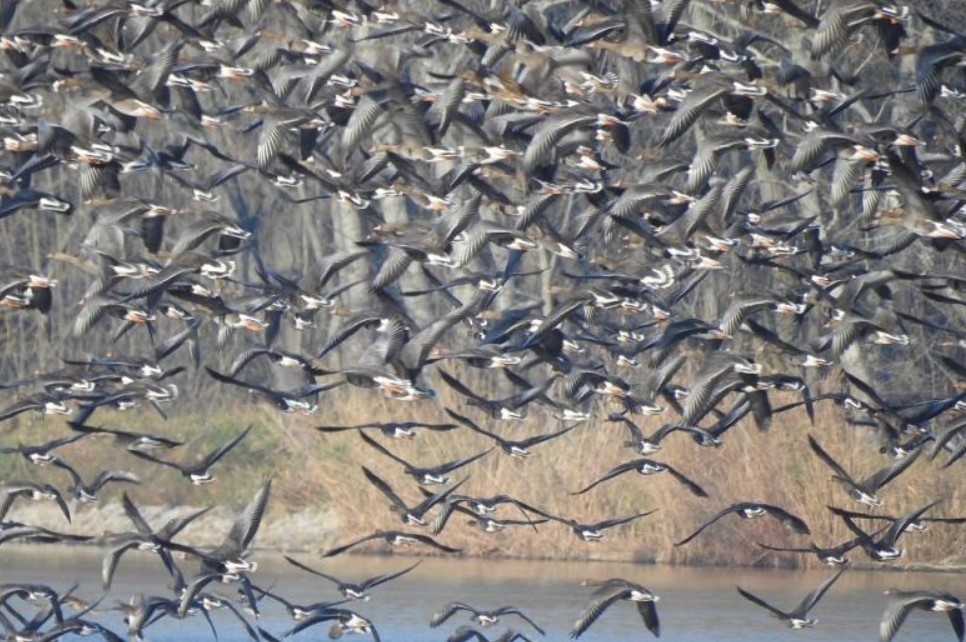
[676,503,810,546]
[525,507,656,542]
[880,589,963,642]
[737,565,848,629]
[0,481,71,523]
[807,433,921,506]
[571,457,708,497]
[283,556,419,601]
[829,500,940,561]
[315,421,458,440]
[360,465,466,526]
[571,579,659,639]
[322,530,462,557]
[359,431,493,485]
[130,424,252,484]
[444,408,575,458]
[51,458,139,503]
[101,492,211,590]
[0,433,87,465]
[431,602,545,635]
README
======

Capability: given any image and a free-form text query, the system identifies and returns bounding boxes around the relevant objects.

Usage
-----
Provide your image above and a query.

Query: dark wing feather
[798,566,847,615]
[737,586,789,619]
[322,532,383,558]
[636,600,660,638]
[675,506,739,546]
[570,590,626,638]
[808,434,856,485]
[571,460,641,495]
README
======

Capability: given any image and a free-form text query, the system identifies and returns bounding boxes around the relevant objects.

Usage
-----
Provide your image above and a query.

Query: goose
[172,480,271,580]
[807,434,921,506]
[315,421,458,440]
[676,503,810,546]
[101,492,211,590]
[283,556,419,602]
[431,602,545,635]
[606,415,719,455]
[67,422,183,452]
[360,465,465,526]
[829,500,940,561]
[322,530,462,557]
[359,430,492,485]
[51,458,139,503]
[446,627,540,642]
[0,433,86,465]
[444,408,575,458]
[428,493,547,535]
[205,367,340,413]
[284,609,381,642]
[571,579,659,639]
[571,457,708,497]
[757,531,875,566]
[737,565,848,629]
[880,590,963,642]
[130,424,251,484]
[0,481,71,523]
[525,507,656,542]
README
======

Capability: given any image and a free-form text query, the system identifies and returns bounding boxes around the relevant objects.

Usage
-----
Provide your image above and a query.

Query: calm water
[1,546,962,641]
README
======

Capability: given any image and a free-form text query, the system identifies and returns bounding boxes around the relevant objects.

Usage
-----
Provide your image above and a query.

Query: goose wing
[808,434,857,486]
[798,565,847,616]
[446,626,487,642]
[408,532,463,553]
[571,460,642,495]
[637,600,660,638]
[659,81,730,147]
[593,510,656,531]
[570,590,626,638]
[361,465,409,516]
[861,446,922,493]
[433,448,494,476]
[737,586,790,619]
[120,493,152,535]
[358,431,417,470]
[90,470,140,493]
[494,607,545,635]
[430,602,477,628]
[676,505,741,546]
[661,462,709,498]
[762,504,810,535]
[362,561,420,591]
[880,595,931,642]
[102,539,140,590]
[199,424,252,470]
[322,532,385,558]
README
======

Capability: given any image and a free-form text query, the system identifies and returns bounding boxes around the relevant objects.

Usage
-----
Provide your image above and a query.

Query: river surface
[1,546,962,641]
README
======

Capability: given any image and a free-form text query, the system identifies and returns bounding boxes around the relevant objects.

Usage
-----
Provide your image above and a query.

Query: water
[1,546,962,641]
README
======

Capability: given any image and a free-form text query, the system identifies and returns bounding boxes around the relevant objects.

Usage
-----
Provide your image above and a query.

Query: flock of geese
[0,0,965,640]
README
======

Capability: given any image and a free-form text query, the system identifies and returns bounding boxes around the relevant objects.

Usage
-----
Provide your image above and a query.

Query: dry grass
[292,382,966,569]
[2,380,962,570]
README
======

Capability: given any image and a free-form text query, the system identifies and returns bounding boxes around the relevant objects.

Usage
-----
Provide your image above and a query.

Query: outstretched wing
[737,586,789,619]
[763,504,811,535]
[322,532,383,558]
[676,506,739,546]
[570,590,626,639]
[637,600,660,638]
[662,462,709,498]
[200,424,253,470]
[808,434,856,485]
[571,461,640,495]
[799,566,847,615]
[430,602,476,628]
